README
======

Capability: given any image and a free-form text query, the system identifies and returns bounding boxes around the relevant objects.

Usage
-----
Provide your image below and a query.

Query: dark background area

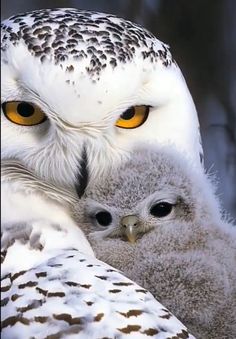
[2,0,236,218]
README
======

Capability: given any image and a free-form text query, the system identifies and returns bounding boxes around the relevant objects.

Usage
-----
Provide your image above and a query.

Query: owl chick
[73,145,236,339]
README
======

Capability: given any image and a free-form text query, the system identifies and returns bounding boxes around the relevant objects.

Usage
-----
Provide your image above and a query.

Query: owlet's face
[73,148,206,243]
[80,195,188,243]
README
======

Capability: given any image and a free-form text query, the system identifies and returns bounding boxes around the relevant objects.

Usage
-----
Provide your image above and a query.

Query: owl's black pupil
[121,107,135,120]
[95,211,112,226]
[150,202,173,218]
[17,102,34,117]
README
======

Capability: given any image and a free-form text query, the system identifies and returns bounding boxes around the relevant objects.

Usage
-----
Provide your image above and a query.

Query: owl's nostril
[120,215,139,228]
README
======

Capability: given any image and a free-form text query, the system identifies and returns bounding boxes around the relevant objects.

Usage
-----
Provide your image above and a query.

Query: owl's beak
[121,215,139,243]
[75,147,89,198]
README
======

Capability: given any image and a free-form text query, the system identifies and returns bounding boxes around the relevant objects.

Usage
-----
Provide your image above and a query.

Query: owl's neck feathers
[1,159,77,205]
[1,160,95,274]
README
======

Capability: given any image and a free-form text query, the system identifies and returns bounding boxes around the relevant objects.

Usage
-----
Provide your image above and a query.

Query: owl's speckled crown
[1,8,174,80]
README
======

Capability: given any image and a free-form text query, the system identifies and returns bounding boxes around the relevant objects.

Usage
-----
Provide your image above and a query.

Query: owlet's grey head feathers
[73,145,219,242]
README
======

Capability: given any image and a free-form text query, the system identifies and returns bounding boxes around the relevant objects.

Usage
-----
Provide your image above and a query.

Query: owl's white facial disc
[1,8,203,194]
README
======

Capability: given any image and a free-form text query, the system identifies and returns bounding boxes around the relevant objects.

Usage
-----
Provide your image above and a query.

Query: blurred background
[2,0,236,219]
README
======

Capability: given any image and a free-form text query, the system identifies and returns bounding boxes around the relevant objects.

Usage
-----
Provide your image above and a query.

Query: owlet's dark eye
[2,101,47,126]
[115,105,149,129]
[150,202,173,218]
[95,211,112,227]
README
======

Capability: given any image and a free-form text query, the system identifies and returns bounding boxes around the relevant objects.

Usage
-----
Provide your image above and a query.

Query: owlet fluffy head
[1,8,203,197]
[73,145,220,242]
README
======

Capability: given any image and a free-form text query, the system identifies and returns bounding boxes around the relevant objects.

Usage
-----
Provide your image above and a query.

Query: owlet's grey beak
[120,215,139,243]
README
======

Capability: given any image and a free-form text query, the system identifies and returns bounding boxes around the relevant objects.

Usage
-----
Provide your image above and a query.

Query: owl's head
[1,8,203,196]
[74,145,220,243]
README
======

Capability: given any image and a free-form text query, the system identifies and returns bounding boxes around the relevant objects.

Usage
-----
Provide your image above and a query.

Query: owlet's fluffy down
[73,145,236,339]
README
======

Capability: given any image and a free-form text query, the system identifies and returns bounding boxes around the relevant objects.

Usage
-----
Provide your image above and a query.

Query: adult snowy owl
[1,7,203,197]
[73,146,236,339]
[1,8,201,338]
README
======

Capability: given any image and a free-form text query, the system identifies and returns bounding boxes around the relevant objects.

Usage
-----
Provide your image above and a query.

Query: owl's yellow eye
[2,101,47,126]
[115,105,149,129]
